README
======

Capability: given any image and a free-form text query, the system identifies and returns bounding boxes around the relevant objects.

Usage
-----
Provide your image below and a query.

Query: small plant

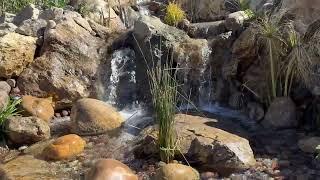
[0,98,21,130]
[78,2,91,16]
[164,2,185,26]
[0,0,34,14]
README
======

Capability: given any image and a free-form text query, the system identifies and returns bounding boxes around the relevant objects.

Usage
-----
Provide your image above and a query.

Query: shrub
[0,98,21,130]
[164,2,185,26]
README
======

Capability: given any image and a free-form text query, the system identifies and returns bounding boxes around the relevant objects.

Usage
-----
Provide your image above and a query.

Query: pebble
[6,79,16,88]
[62,110,69,116]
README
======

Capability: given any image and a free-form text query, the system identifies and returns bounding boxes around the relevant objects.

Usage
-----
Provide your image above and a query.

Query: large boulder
[0,32,37,78]
[20,96,55,122]
[5,116,51,146]
[135,114,256,174]
[133,15,211,103]
[13,4,40,26]
[155,163,200,180]
[71,98,124,135]
[17,14,110,109]
[262,97,297,129]
[85,159,138,180]
[42,134,86,160]
[15,19,47,37]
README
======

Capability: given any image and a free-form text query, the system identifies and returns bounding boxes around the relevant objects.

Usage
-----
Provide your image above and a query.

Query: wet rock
[0,23,17,36]
[16,18,47,37]
[17,14,110,109]
[0,32,37,78]
[136,114,256,174]
[262,97,297,129]
[0,155,67,179]
[71,98,124,135]
[21,95,55,122]
[43,134,86,160]
[13,4,40,26]
[298,136,320,153]
[5,116,50,146]
[0,81,11,94]
[85,159,138,180]
[0,91,9,111]
[225,11,249,31]
[0,12,15,24]
[155,163,199,180]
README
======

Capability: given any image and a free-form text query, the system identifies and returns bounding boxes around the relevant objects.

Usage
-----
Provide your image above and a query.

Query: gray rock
[0,91,9,111]
[73,16,94,34]
[225,11,249,31]
[13,4,40,26]
[263,97,297,129]
[5,116,50,146]
[188,20,227,38]
[0,23,17,36]
[0,13,16,24]
[298,136,320,153]
[0,81,11,94]
[38,7,64,21]
[16,19,47,37]
[247,102,265,121]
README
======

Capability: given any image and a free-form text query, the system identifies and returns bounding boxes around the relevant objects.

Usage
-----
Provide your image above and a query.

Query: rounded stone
[71,98,124,135]
[85,159,138,180]
[155,163,200,180]
[0,81,11,94]
[0,91,9,111]
[43,134,86,160]
[21,95,54,122]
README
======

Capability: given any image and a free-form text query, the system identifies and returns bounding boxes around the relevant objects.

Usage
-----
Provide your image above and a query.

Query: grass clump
[164,2,185,26]
[0,98,21,130]
[148,62,178,163]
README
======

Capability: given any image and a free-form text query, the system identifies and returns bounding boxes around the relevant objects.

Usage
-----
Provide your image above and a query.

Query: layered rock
[17,14,110,109]
[85,159,138,180]
[135,114,256,174]
[71,98,124,135]
[0,32,37,78]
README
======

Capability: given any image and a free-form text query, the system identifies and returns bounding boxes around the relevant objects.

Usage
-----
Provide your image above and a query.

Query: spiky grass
[164,2,185,26]
[148,62,178,163]
[0,98,21,130]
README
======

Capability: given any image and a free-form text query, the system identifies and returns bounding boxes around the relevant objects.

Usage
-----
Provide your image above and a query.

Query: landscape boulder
[71,98,124,135]
[155,163,199,180]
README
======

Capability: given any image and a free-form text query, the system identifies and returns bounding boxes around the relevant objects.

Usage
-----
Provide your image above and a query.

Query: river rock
[0,91,9,111]
[0,155,67,179]
[262,97,297,129]
[0,32,37,78]
[155,163,199,180]
[85,159,138,180]
[43,134,86,160]
[247,102,265,121]
[13,4,40,26]
[17,14,110,109]
[16,18,47,37]
[0,81,11,94]
[298,137,320,153]
[20,96,55,122]
[71,98,124,135]
[5,116,51,146]
[136,114,256,174]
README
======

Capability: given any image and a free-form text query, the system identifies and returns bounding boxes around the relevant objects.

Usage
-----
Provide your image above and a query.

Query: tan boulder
[0,32,37,78]
[71,98,124,135]
[135,114,256,174]
[155,163,199,180]
[85,159,138,180]
[21,95,55,122]
[43,134,86,160]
